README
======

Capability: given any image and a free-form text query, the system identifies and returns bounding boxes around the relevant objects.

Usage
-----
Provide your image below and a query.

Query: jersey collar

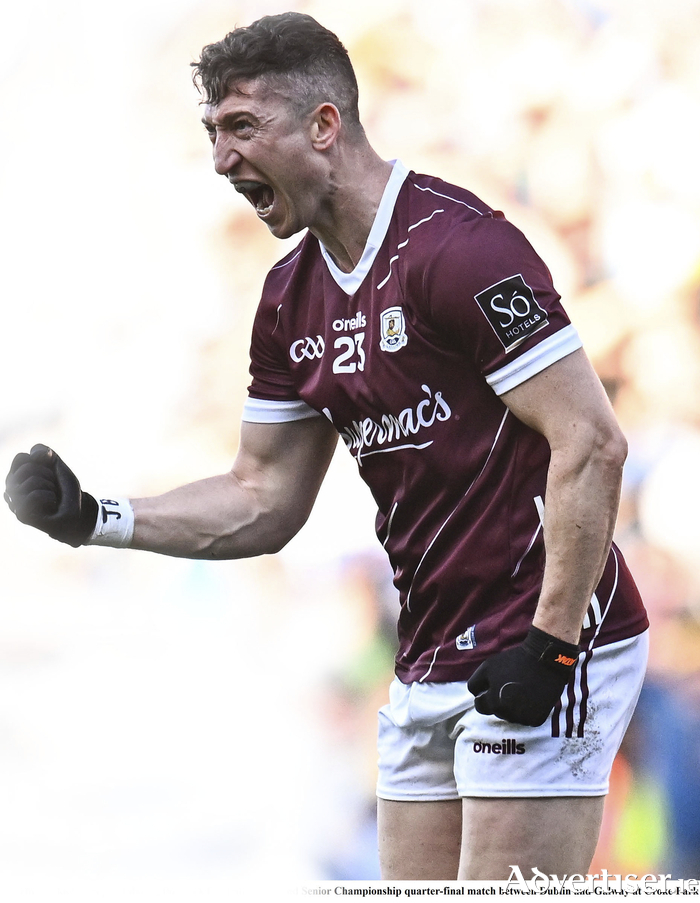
[319,159,409,295]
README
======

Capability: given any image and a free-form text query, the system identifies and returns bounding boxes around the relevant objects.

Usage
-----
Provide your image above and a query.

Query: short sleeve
[423,216,582,394]
[247,291,298,404]
[241,266,317,422]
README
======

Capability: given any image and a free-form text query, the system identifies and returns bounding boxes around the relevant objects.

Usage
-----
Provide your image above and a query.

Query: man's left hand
[467,627,579,726]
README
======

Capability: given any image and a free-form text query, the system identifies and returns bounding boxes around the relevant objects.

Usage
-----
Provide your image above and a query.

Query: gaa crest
[379,306,408,353]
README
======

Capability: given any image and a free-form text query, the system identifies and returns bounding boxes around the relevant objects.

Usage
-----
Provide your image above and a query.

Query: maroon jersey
[243,162,648,684]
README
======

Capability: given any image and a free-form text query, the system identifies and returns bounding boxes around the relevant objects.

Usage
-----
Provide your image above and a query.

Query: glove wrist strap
[523,626,579,671]
[86,497,135,548]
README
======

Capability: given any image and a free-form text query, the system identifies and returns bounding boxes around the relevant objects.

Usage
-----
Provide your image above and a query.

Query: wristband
[86,497,135,548]
[522,626,579,671]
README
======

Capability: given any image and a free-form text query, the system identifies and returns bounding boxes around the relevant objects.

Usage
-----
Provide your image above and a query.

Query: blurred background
[2,0,700,896]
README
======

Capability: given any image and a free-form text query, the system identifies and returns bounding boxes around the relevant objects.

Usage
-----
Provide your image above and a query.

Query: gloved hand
[4,444,98,547]
[467,626,579,726]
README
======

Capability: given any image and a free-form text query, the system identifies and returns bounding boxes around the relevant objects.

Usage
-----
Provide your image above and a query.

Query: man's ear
[310,103,341,150]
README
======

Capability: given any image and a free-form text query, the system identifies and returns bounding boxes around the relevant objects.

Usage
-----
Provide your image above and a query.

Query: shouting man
[5,12,648,879]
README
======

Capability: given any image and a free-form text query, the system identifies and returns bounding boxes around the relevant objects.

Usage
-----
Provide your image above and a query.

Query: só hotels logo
[474,273,548,353]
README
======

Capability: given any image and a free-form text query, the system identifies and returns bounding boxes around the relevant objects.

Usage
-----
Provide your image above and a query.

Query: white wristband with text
[87,497,135,548]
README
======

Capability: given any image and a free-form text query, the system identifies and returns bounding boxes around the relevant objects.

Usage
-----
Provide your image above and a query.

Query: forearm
[4,420,336,558]
[532,437,626,644]
[130,471,301,560]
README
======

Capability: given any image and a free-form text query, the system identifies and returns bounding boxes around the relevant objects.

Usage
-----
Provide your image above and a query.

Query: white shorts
[377,631,648,800]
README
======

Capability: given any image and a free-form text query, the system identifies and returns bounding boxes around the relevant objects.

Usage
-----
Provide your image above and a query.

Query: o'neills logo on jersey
[475,274,549,353]
[339,383,451,463]
[333,313,366,332]
[379,306,408,352]
[473,739,526,755]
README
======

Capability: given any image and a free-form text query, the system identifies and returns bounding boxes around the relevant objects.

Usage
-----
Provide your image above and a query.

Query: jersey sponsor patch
[474,274,549,352]
[379,306,408,352]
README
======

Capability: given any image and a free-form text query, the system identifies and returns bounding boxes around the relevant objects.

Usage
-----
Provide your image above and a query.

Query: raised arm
[5,416,338,560]
[131,416,338,559]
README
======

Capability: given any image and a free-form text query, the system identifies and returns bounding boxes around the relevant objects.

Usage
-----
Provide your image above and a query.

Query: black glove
[467,626,579,727]
[4,444,98,547]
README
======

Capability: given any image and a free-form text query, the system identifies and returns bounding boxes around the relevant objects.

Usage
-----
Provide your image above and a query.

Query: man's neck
[310,150,394,274]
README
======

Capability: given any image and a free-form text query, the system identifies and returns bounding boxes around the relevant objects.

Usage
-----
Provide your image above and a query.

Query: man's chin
[264,219,304,241]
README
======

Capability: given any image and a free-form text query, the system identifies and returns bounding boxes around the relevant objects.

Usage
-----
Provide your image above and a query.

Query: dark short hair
[192,12,361,128]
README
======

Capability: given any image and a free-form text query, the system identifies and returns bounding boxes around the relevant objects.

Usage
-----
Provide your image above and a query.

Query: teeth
[234,181,274,215]
[257,185,274,213]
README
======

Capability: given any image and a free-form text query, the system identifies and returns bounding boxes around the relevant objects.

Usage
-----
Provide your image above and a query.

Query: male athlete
[5,12,648,880]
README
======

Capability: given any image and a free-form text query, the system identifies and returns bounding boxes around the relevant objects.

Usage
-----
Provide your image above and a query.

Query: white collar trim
[319,160,409,294]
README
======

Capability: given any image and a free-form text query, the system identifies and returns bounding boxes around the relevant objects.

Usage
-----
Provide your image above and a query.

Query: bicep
[500,348,625,456]
[232,415,339,525]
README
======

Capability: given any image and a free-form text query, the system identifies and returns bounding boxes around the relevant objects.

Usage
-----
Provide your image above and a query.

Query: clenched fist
[5,444,98,547]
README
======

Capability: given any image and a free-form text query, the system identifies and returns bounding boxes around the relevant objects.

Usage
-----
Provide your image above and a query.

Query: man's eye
[233,120,254,135]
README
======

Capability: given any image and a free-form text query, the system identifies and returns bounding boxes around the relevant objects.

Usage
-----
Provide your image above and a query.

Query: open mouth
[234,180,275,216]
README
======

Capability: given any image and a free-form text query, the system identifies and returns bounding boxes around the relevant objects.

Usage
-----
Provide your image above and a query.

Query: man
[5,12,648,880]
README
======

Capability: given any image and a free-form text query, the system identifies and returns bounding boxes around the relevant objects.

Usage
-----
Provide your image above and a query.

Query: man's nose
[213,135,241,176]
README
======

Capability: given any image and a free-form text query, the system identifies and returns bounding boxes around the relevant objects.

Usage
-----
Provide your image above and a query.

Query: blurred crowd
[2,0,700,890]
[272,0,700,878]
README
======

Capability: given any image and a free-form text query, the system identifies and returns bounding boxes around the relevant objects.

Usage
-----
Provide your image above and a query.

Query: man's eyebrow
[201,110,256,128]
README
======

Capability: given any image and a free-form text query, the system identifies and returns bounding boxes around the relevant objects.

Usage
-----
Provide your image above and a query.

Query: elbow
[551,419,628,483]
[211,507,311,559]
[261,508,313,554]
[598,422,628,474]
[202,473,314,559]
[203,527,297,560]
[261,534,297,556]
[576,422,628,489]
[254,526,298,556]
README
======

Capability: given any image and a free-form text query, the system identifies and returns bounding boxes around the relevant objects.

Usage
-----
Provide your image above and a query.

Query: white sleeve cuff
[242,397,321,423]
[485,325,583,396]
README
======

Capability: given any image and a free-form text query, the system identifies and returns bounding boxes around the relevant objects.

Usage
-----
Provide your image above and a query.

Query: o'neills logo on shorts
[473,739,525,755]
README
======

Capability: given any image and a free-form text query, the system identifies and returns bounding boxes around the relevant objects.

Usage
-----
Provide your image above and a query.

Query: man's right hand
[4,444,98,547]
